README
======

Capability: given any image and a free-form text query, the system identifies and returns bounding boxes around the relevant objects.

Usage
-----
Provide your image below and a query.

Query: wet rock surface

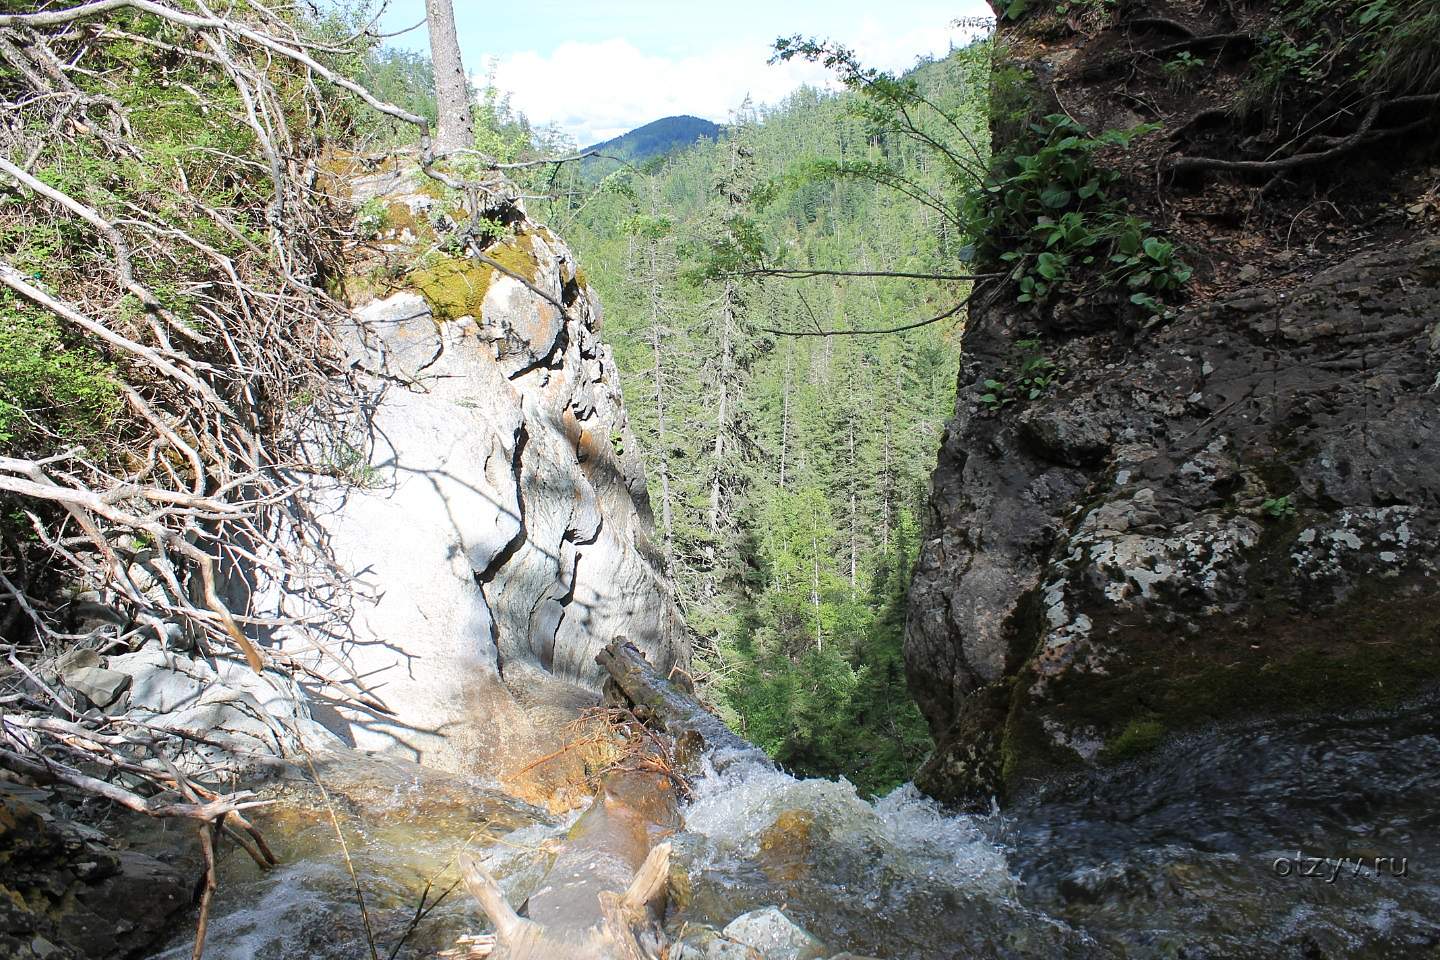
[908,236,1440,802]
[0,781,187,960]
[721,907,829,960]
[999,700,1440,958]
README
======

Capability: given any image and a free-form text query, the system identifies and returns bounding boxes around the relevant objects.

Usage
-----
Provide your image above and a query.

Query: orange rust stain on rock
[758,808,817,883]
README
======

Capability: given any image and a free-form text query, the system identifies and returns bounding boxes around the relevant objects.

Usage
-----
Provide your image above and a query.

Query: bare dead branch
[757,285,983,337]
[735,267,999,281]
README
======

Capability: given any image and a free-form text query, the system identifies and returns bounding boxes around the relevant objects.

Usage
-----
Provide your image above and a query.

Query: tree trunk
[707,282,735,540]
[597,639,757,760]
[811,529,822,652]
[778,342,791,490]
[881,411,892,553]
[647,246,675,570]
[424,0,473,155]
[847,406,857,592]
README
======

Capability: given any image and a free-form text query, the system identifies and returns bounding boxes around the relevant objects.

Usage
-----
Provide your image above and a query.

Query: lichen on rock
[910,235,1440,804]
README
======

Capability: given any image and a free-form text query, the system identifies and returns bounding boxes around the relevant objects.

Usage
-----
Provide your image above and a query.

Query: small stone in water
[722,907,828,960]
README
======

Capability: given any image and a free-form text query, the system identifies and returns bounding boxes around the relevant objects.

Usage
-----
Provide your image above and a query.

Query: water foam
[683,753,1017,899]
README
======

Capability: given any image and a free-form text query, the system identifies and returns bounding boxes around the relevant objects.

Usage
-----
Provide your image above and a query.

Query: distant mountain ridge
[581,115,722,173]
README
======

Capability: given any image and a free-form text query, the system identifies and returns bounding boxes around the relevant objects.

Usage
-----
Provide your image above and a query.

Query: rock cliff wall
[264,160,688,776]
[906,2,1440,803]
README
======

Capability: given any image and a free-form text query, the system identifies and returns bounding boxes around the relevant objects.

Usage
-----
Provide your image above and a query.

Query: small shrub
[355,196,388,238]
[1262,495,1298,520]
[1161,51,1207,88]
[980,337,1066,410]
[972,115,1191,310]
[1106,718,1167,760]
[0,299,119,447]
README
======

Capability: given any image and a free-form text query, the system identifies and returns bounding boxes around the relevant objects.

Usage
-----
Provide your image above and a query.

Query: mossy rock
[1102,718,1166,762]
[409,256,493,322]
[407,233,542,322]
[383,200,423,236]
[999,577,1440,792]
[484,231,543,287]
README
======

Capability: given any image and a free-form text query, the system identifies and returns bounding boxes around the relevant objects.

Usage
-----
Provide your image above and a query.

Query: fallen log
[596,637,759,768]
[459,639,764,959]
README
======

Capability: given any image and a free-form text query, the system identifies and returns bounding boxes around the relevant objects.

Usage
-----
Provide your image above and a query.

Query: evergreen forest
[545,46,992,794]
[384,37,994,793]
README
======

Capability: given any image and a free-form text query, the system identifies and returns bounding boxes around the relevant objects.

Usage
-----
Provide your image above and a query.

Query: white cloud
[481,18,976,146]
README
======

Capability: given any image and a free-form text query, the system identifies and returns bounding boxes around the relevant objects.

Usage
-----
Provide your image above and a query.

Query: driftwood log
[596,638,758,768]
[460,764,677,959]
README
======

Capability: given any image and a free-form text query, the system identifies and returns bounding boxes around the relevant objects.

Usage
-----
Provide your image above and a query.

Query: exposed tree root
[1171,100,1384,177]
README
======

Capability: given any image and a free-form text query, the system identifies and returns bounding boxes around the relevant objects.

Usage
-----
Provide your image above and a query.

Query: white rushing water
[683,751,1018,899]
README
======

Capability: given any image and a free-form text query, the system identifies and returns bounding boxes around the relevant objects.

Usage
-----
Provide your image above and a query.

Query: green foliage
[999,0,1115,23]
[473,215,509,243]
[0,298,118,447]
[979,338,1065,411]
[557,57,982,791]
[473,80,535,164]
[1103,717,1166,760]
[1262,495,1298,520]
[1161,51,1207,88]
[580,115,722,181]
[719,507,933,795]
[1246,0,1440,113]
[978,115,1191,308]
[353,47,438,146]
[323,438,382,489]
[999,0,1033,21]
[769,36,990,237]
[355,196,389,238]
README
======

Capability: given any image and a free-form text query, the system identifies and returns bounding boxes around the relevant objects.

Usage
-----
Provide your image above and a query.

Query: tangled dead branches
[0,3,456,952]
[0,0,411,677]
[0,4,640,957]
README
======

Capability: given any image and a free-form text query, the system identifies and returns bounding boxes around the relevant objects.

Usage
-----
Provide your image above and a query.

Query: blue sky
[372,1,992,144]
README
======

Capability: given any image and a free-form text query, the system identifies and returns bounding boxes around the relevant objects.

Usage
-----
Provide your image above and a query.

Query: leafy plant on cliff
[979,338,1066,411]
[1169,0,1440,185]
[974,115,1191,309]
[1262,495,1298,520]
[1246,0,1440,114]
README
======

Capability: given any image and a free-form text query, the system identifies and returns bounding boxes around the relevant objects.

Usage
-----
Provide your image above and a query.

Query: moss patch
[998,681,1084,790]
[382,200,423,237]
[409,256,494,321]
[407,232,541,322]
[1102,718,1166,762]
[482,231,541,287]
[1003,577,1440,791]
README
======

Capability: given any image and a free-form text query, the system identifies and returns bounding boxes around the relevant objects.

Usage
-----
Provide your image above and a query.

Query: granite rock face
[264,170,688,774]
[907,237,1440,802]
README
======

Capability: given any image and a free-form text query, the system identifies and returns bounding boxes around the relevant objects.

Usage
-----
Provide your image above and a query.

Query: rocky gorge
[2,1,1439,958]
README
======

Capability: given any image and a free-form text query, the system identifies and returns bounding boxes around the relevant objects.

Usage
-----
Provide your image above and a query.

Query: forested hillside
[580,114,723,179]
[331,37,993,793]
[542,47,991,793]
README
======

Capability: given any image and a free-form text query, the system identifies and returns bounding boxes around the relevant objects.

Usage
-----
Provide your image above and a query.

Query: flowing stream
[144,698,1440,959]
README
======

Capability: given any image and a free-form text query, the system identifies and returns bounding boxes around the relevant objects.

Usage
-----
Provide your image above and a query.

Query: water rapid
[145,699,1440,959]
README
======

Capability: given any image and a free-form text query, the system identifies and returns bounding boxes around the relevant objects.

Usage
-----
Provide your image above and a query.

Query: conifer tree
[424,0,473,154]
